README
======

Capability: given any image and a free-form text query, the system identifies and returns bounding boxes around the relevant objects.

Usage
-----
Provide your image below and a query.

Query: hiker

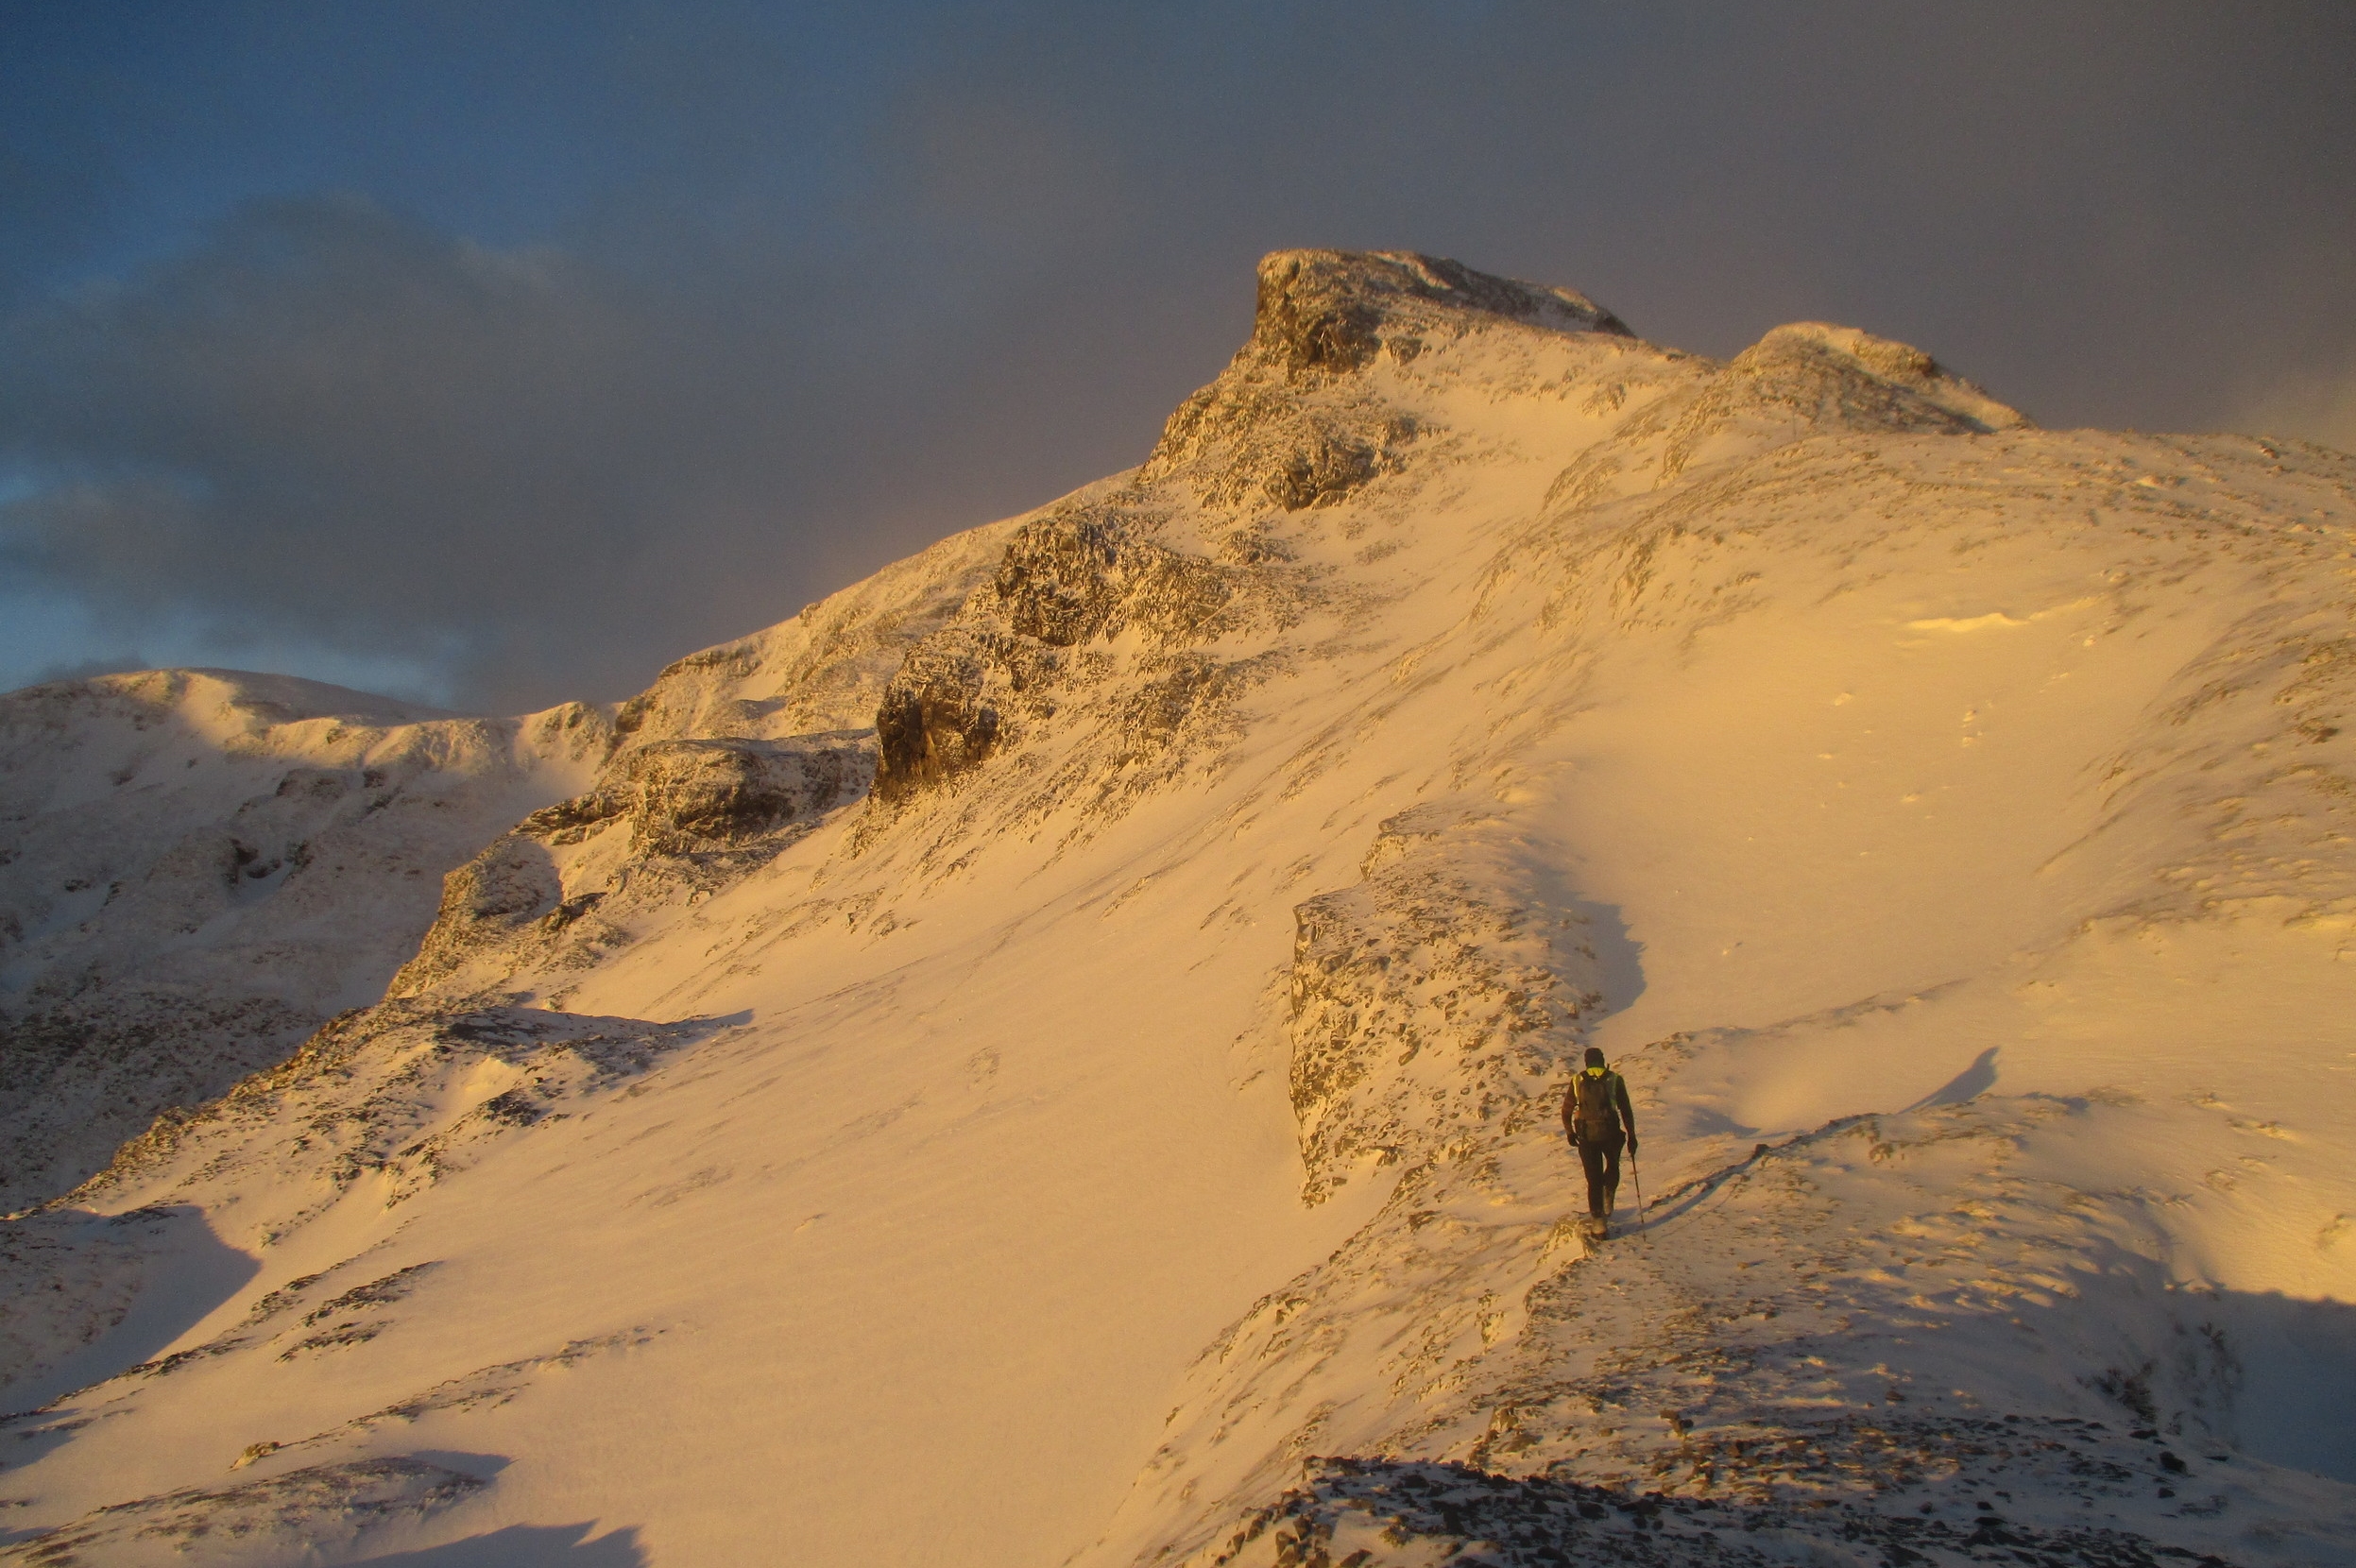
[1562,1046,1637,1231]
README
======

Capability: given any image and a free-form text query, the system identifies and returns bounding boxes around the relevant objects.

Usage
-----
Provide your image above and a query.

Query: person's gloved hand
[1626,1136,1639,1157]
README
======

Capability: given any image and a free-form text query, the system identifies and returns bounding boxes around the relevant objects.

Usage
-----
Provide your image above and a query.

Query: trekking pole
[1631,1150,1647,1237]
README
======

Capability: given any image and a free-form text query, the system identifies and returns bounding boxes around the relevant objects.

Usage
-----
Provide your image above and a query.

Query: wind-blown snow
[2,249,2351,1568]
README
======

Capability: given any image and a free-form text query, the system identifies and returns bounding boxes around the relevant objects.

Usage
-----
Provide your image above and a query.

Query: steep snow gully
[3,249,2353,1567]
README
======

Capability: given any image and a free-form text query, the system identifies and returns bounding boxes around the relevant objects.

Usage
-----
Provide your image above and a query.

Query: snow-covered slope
[2,250,2352,1568]
[0,671,610,1211]
[0,527,1009,1216]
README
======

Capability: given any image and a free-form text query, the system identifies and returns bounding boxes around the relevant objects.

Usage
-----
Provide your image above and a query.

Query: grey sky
[3,1,2350,712]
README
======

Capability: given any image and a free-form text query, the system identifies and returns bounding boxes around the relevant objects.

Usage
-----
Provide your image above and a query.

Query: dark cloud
[2,1,2350,710]
[0,188,1198,711]
[4,196,727,709]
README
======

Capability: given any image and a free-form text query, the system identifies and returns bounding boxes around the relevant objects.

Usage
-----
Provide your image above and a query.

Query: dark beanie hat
[1583,1047,1606,1067]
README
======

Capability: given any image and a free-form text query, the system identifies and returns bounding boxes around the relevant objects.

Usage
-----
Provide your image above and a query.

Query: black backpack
[1570,1068,1622,1136]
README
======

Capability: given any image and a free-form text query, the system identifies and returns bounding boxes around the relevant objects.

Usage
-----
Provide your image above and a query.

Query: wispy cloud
[2229,363,2356,458]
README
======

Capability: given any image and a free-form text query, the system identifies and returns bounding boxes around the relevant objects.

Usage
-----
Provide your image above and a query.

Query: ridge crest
[1250,247,1632,374]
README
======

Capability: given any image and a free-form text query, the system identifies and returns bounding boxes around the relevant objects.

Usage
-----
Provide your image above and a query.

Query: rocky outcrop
[872,636,1011,805]
[1143,251,1632,516]
[1244,249,1631,378]
[401,835,566,968]
[1528,318,2032,521]
[0,1457,485,1567]
[870,501,1290,812]
[85,1001,728,1206]
[392,733,872,999]
[1649,321,2029,485]
[1147,383,1411,514]
[1287,802,1603,1202]
[1203,1456,2234,1568]
[610,736,873,856]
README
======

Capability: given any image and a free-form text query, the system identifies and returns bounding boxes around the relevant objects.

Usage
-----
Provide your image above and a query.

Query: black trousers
[1576,1135,1623,1219]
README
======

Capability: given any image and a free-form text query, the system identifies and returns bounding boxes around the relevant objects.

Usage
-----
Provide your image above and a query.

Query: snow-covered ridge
[2,251,2353,1568]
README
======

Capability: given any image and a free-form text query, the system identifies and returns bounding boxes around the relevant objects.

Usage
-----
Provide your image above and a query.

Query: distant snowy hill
[0,670,605,1211]
[0,531,1007,1213]
[1,250,2350,1568]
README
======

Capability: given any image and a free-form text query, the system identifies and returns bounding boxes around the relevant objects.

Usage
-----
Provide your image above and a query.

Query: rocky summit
[1,250,2351,1567]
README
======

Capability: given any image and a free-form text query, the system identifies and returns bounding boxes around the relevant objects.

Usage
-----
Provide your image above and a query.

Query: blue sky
[4,1,2351,710]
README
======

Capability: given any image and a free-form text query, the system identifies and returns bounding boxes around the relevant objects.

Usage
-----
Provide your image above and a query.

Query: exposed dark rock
[300,1262,440,1326]
[1258,422,1384,510]
[276,1262,444,1359]
[1147,383,1411,513]
[1117,655,1243,754]
[1286,805,1596,1202]
[516,736,874,860]
[393,736,873,997]
[514,789,625,845]
[1204,1457,2241,1568]
[620,737,869,856]
[376,838,564,999]
[987,505,1238,649]
[82,1002,724,1202]
[872,499,1264,810]
[873,635,1006,807]
[1254,252,1384,374]
[1216,526,1296,566]
[995,508,1130,646]
[440,836,564,927]
[1249,249,1632,379]
[1119,542,1238,644]
[1144,249,1626,514]
[0,1457,485,1566]
[268,767,352,803]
